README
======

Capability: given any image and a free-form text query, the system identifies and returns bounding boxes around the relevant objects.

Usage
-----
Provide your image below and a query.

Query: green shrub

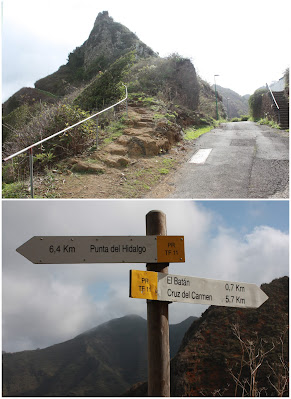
[258,118,280,129]
[127,54,199,110]
[41,104,95,160]
[3,103,96,182]
[249,88,268,119]
[240,115,249,121]
[2,182,29,198]
[74,51,136,111]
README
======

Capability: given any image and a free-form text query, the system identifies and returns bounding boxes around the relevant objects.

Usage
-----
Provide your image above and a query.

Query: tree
[228,323,289,397]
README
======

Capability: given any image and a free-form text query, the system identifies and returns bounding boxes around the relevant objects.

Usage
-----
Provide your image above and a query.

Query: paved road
[170,121,289,199]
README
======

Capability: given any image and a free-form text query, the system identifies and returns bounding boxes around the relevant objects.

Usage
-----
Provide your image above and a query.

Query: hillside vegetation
[2,315,196,396]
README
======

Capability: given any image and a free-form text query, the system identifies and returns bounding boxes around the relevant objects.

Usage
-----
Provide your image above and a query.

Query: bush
[249,88,268,119]
[41,104,95,159]
[2,182,29,198]
[74,51,136,111]
[127,54,199,110]
[3,103,96,181]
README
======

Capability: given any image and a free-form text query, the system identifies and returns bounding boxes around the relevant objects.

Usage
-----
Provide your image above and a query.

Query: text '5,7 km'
[16,236,185,264]
[129,270,268,308]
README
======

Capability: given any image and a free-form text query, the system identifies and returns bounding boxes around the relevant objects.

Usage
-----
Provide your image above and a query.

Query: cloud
[2,0,290,100]
[2,200,288,352]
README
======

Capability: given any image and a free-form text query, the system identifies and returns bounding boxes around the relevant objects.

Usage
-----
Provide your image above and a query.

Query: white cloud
[2,0,290,101]
[2,200,288,352]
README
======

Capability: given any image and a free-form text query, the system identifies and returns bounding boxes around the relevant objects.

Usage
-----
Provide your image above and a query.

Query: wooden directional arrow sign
[130,270,268,308]
[16,236,185,264]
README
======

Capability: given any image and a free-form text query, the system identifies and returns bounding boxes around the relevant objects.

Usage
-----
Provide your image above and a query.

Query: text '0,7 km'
[16,236,185,264]
[129,270,268,308]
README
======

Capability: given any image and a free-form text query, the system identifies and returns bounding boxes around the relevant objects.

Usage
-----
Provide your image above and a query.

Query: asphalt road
[170,121,289,199]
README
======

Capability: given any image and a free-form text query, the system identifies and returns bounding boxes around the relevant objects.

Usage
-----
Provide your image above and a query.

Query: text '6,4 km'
[16,236,185,264]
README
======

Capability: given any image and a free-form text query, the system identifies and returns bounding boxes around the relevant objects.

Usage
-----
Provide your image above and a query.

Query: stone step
[98,153,130,168]
[140,117,154,123]
[134,121,153,128]
[106,142,128,156]
[133,107,149,115]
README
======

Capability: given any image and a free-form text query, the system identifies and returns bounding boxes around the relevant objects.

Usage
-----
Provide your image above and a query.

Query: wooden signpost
[16,210,268,398]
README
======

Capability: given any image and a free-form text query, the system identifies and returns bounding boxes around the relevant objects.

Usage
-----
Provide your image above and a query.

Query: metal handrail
[266,82,280,110]
[3,85,128,162]
[3,85,128,198]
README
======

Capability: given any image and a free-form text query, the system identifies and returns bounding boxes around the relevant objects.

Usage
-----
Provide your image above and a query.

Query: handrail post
[28,148,34,198]
[96,116,99,149]
[122,83,128,118]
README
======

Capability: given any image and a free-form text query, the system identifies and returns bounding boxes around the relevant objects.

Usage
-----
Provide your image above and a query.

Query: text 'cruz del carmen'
[166,275,213,301]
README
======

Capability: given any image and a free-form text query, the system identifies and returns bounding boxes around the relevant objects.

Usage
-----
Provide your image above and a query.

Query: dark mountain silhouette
[124,276,289,397]
[2,314,196,396]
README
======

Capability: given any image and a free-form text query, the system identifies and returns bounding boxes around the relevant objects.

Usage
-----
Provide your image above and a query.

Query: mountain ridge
[34,11,156,97]
[2,314,197,396]
[213,84,249,118]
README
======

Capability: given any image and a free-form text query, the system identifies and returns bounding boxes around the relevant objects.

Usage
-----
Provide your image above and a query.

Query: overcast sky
[2,199,289,353]
[2,0,290,102]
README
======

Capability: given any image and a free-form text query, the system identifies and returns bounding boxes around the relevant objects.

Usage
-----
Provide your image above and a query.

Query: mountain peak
[34,11,155,96]
[94,10,111,25]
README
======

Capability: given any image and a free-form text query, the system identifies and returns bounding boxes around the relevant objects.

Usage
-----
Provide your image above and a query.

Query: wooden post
[146,210,170,397]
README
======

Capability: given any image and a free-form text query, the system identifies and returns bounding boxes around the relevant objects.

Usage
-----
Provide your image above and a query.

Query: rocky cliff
[34,11,156,97]
[125,276,289,397]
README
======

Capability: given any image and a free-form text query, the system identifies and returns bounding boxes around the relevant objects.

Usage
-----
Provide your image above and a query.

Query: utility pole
[214,74,219,120]
[146,210,170,397]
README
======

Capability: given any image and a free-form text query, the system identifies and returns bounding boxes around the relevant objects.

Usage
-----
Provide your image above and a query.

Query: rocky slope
[125,276,289,397]
[34,11,156,97]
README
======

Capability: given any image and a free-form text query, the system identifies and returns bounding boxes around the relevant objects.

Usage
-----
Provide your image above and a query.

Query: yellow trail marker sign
[130,270,158,300]
[156,236,185,262]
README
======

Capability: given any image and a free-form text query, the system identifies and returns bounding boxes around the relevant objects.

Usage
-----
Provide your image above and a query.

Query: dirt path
[35,100,201,198]
[45,141,194,199]
[33,101,197,199]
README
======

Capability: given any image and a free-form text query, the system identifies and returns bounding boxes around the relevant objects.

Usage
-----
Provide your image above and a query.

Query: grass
[122,157,176,197]
[2,182,29,198]
[158,168,169,175]
[184,125,214,141]
[258,118,281,129]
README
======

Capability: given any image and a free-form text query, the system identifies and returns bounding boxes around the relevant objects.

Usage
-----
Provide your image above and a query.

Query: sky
[2,199,289,353]
[2,0,290,102]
